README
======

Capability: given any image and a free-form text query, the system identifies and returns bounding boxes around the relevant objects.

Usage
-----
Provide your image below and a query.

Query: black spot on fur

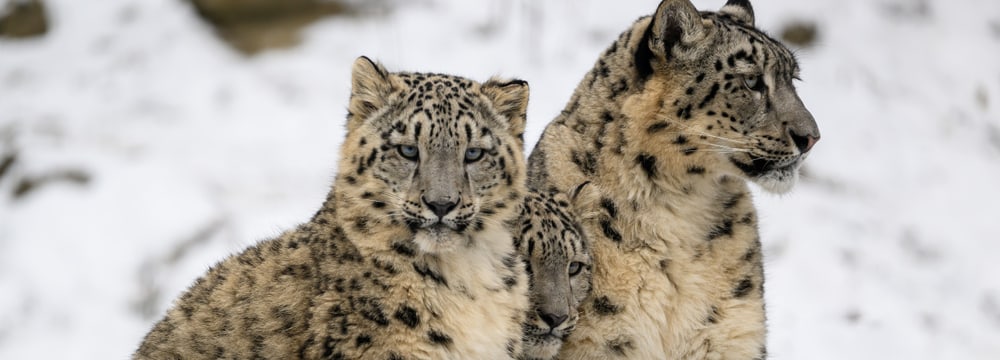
[602,111,615,123]
[698,83,720,109]
[676,104,693,119]
[394,305,420,328]
[723,192,744,209]
[596,60,611,79]
[635,154,657,178]
[392,241,415,257]
[572,150,598,176]
[593,296,622,315]
[646,121,670,133]
[179,304,194,319]
[601,219,622,243]
[320,336,337,358]
[687,166,706,174]
[413,262,448,286]
[356,296,390,327]
[372,257,398,275]
[280,264,309,278]
[355,334,372,347]
[366,149,377,167]
[428,330,453,347]
[733,277,754,298]
[610,78,629,98]
[706,219,734,240]
[251,334,265,354]
[600,198,618,218]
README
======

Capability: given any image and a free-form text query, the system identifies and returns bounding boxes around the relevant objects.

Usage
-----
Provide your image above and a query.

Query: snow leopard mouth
[729,153,808,194]
[729,155,802,178]
[525,321,573,339]
[405,217,469,233]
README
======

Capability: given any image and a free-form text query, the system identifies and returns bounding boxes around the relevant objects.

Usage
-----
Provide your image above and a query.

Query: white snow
[1,0,998,358]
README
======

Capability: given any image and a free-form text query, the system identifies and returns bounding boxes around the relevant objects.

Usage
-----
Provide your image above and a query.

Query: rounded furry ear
[347,56,395,132]
[567,181,601,223]
[720,0,755,26]
[648,0,708,61]
[481,78,529,143]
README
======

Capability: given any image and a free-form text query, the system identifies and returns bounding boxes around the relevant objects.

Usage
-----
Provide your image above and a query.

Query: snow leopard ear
[481,78,529,145]
[348,56,397,133]
[567,181,601,223]
[648,0,708,61]
[720,0,755,26]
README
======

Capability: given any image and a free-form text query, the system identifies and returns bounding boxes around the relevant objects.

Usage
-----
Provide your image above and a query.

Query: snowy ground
[1,0,998,358]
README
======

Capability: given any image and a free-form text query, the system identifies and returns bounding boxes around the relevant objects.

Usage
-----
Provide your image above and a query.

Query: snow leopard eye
[464,148,484,163]
[743,74,765,91]
[397,145,419,160]
[568,261,585,276]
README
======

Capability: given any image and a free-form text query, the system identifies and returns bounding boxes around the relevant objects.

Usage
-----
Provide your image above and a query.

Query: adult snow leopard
[527,0,820,358]
[135,57,533,359]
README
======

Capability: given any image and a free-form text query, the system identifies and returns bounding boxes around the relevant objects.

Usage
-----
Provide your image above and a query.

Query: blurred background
[1,0,998,358]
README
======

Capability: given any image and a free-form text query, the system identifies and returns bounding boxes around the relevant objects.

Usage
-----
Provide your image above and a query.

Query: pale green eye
[743,74,764,91]
[397,145,419,160]
[464,148,484,163]
[568,261,585,276]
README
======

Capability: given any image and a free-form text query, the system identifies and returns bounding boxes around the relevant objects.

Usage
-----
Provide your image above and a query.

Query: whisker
[687,142,753,155]
[687,131,748,145]
[697,149,752,155]
[671,122,749,145]
[692,141,748,151]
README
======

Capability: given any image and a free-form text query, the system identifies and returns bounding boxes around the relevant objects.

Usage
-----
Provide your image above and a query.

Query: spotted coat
[527,0,820,359]
[134,57,532,360]
[512,186,595,360]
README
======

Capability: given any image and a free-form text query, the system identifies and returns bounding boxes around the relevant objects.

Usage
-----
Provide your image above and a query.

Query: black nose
[789,129,819,153]
[422,197,458,218]
[538,311,568,328]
